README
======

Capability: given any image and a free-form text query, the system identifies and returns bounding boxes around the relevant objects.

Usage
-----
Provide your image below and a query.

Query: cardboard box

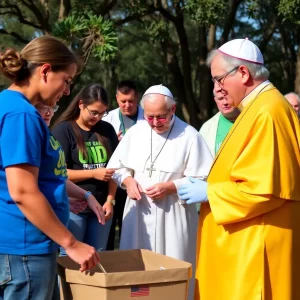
[57,249,192,300]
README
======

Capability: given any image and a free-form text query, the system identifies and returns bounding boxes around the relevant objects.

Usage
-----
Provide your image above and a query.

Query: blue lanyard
[118,107,139,136]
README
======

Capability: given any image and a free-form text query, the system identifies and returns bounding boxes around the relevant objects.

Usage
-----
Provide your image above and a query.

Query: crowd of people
[0,35,299,300]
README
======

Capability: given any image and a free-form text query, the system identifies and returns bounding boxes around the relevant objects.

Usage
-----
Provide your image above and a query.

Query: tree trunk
[294,47,300,94]
[160,40,189,121]
[59,0,71,21]
[173,15,200,128]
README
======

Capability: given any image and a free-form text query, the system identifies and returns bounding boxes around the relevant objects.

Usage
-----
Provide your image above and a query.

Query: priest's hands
[92,168,115,182]
[178,177,208,204]
[123,177,144,200]
[145,182,175,200]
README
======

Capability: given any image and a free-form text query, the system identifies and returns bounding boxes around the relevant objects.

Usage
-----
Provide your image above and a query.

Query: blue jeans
[60,212,112,255]
[0,252,57,300]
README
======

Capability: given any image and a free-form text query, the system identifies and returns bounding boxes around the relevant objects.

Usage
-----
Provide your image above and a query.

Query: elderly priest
[107,84,213,300]
[179,38,300,300]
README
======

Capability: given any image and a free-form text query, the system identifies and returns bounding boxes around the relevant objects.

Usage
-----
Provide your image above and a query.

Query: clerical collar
[238,80,271,111]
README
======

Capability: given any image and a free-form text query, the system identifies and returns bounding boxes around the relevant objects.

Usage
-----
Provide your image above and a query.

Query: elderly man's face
[144,95,175,134]
[285,95,300,114]
[211,53,245,107]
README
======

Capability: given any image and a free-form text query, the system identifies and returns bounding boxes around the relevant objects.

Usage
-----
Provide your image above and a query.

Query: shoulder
[51,121,74,139]
[175,117,198,136]
[0,90,41,118]
[127,119,148,134]
[137,106,144,120]
[93,120,117,138]
[105,108,119,119]
[255,88,294,118]
[97,120,116,132]
[52,121,72,131]
[200,112,220,132]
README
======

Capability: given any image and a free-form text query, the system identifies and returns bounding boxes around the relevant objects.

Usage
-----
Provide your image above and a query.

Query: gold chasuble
[195,83,300,300]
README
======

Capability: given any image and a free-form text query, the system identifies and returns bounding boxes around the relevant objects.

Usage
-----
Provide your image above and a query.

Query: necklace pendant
[146,163,156,178]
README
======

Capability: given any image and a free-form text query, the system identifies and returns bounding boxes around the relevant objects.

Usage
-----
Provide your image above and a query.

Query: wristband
[84,191,92,201]
[106,199,116,206]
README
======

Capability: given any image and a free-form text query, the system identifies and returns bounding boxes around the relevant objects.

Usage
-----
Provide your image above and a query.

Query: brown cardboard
[57,249,192,300]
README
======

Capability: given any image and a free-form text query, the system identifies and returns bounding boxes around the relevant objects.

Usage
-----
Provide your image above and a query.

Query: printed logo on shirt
[50,136,68,177]
[79,141,108,170]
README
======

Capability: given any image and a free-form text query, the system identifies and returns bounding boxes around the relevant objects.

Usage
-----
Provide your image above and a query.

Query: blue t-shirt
[0,90,69,255]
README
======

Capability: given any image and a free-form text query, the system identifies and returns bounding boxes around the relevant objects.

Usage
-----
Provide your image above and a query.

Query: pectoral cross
[147,163,156,177]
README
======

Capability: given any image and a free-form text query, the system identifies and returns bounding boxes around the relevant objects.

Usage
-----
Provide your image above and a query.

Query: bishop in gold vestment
[179,39,300,300]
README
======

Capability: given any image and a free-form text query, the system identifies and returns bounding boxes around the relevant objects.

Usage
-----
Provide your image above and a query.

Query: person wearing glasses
[178,39,300,300]
[199,91,239,157]
[52,83,118,254]
[107,84,212,300]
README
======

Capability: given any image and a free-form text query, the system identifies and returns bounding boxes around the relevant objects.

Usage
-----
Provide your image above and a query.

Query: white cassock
[107,116,213,300]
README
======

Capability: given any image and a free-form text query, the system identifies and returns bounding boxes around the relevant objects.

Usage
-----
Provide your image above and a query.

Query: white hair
[284,92,300,102]
[207,49,269,81]
[140,94,176,109]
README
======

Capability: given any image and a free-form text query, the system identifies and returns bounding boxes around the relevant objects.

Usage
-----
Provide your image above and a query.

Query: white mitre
[218,38,264,65]
[143,84,174,99]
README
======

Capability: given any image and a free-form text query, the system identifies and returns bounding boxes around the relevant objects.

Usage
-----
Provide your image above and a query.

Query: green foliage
[53,11,118,62]
[143,18,171,42]
[120,0,153,16]
[278,0,300,24]
[245,0,260,19]
[184,0,226,25]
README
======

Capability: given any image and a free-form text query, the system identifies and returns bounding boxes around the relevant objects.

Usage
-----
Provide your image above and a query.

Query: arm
[6,165,99,271]
[102,179,117,221]
[67,168,115,183]
[107,179,117,202]
[209,111,286,225]
[66,179,105,224]
[208,182,284,225]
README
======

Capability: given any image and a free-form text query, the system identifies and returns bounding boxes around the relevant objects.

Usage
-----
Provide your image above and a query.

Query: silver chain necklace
[147,117,176,177]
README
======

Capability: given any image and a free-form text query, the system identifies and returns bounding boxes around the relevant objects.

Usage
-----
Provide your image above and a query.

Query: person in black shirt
[52,83,118,253]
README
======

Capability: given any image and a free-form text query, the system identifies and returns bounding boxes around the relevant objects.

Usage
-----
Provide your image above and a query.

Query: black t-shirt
[52,120,118,206]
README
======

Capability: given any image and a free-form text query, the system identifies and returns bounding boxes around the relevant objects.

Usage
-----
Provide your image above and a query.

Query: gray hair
[206,49,269,81]
[140,94,176,109]
[284,92,300,102]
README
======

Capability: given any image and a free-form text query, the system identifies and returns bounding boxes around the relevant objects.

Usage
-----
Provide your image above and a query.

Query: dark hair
[116,80,137,95]
[54,83,112,159]
[0,35,79,81]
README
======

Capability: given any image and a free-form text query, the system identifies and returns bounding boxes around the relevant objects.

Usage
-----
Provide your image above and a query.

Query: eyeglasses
[212,66,239,87]
[86,106,108,118]
[36,105,59,113]
[144,108,172,124]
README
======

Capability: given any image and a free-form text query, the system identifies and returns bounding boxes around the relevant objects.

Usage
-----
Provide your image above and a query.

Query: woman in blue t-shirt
[52,84,118,253]
[0,36,105,300]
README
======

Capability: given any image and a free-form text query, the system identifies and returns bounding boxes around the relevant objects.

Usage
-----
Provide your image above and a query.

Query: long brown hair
[0,35,79,82]
[54,83,112,159]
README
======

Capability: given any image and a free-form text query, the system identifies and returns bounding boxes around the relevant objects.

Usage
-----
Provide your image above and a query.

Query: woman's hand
[92,168,115,182]
[69,197,87,214]
[86,194,105,225]
[103,201,113,221]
